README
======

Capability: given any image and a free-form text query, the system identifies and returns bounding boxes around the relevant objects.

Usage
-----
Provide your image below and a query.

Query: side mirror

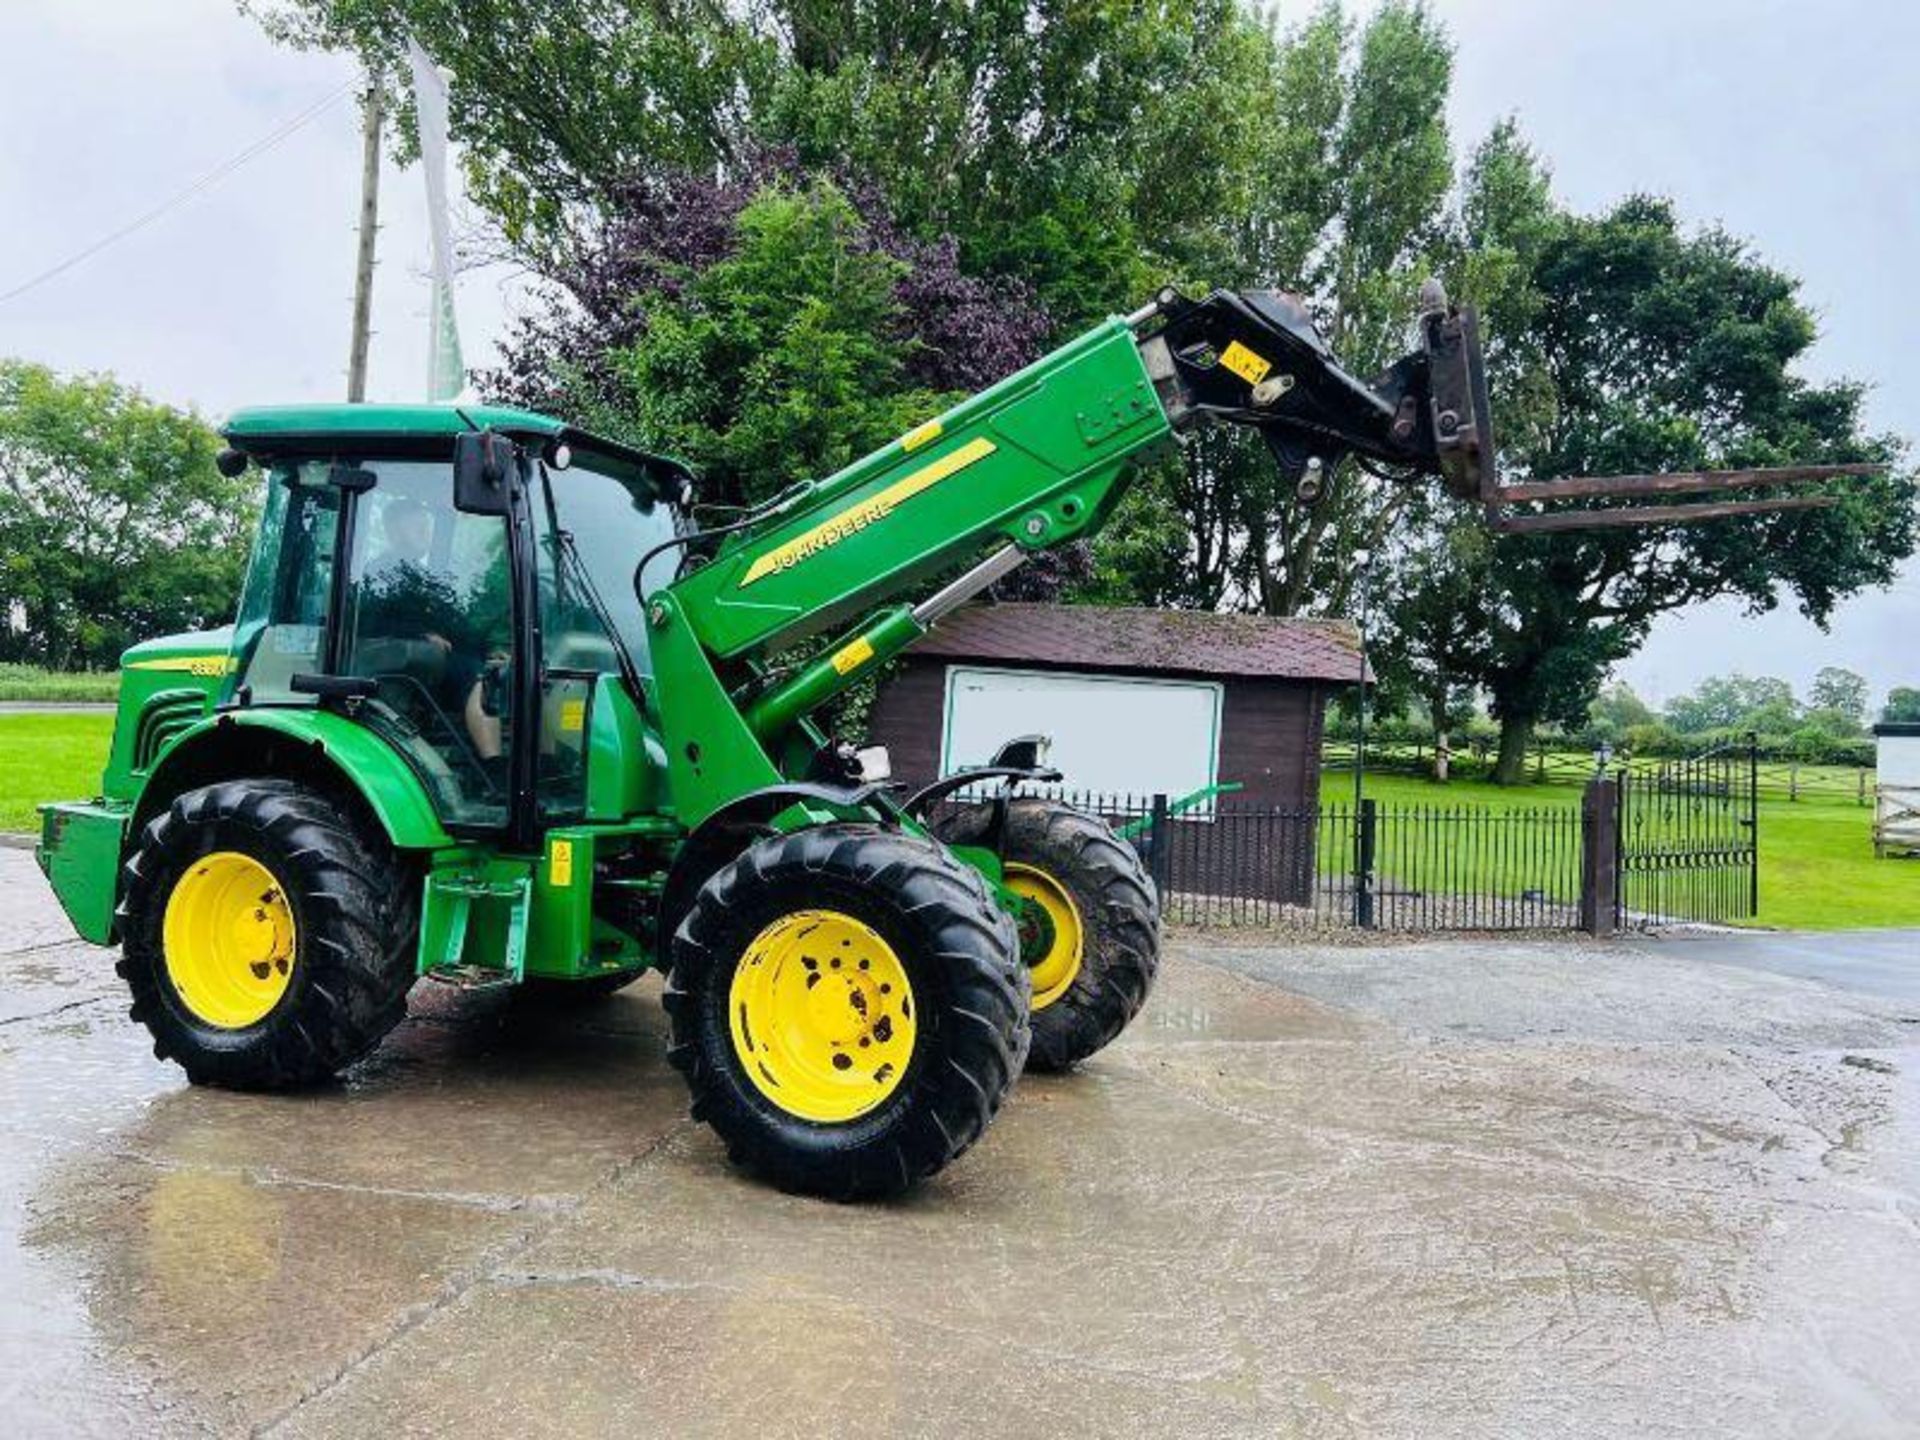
[454,429,516,515]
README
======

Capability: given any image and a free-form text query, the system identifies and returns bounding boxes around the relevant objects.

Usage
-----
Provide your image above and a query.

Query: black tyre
[937,798,1160,1072]
[116,780,418,1089]
[665,824,1029,1200]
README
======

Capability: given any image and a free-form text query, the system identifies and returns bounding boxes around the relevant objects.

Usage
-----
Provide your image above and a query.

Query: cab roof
[220,404,689,489]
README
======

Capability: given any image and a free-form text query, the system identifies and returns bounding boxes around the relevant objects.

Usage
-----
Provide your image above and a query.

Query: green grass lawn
[1356,771,1920,932]
[0,663,120,703]
[0,712,115,833]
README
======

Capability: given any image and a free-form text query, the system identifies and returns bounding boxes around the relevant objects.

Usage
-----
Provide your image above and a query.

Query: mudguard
[136,708,454,851]
[656,781,896,949]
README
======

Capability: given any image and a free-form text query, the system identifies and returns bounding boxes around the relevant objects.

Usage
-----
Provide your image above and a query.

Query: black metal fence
[936,788,1587,932]
[938,746,1757,934]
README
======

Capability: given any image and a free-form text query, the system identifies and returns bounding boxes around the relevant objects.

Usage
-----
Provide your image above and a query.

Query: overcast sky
[0,0,1913,707]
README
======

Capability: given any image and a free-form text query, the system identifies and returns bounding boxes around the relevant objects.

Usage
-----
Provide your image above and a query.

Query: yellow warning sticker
[901,417,943,452]
[1219,340,1272,385]
[559,698,586,732]
[549,839,574,888]
[831,637,876,676]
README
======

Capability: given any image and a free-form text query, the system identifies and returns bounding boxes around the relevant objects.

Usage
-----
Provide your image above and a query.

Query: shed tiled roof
[906,602,1369,683]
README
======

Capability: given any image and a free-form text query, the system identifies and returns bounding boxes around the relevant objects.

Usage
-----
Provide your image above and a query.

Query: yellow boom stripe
[739,437,997,588]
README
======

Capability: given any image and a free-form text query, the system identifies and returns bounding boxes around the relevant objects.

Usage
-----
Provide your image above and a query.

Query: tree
[1087,1,1460,619]
[0,362,253,670]
[1807,666,1869,731]
[1463,198,1912,781]
[1666,674,1799,734]
[253,0,1918,771]
[244,0,1286,330]
[1883,687,1920,724]
[489,161,1049,509]
[1373,518,1493,772]
[1588,681,1655,736]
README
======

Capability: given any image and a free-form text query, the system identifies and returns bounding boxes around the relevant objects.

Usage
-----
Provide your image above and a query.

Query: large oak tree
[1390,193,1914,782]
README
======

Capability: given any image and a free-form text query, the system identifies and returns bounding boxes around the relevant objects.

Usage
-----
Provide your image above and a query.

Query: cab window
[228,462,342,706]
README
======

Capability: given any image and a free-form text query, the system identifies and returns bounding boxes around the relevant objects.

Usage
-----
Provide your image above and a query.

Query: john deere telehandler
[36,284,1853,1197]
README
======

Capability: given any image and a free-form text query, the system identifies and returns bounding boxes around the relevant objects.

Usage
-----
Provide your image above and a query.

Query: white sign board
[1876,732,1920,853]
[941,666,1223,800]
[1878,732,1920,788]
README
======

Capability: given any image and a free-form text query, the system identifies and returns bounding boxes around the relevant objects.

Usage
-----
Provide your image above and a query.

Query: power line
[0,79,357,308]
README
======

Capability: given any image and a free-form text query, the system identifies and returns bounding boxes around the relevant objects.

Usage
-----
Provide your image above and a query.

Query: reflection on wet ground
[2,848,1917,1437]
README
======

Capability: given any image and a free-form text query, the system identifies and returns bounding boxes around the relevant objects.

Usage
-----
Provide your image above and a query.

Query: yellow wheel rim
[162,850,298,1029]
[1006,863,1083,1010]
[729,909,917,1123]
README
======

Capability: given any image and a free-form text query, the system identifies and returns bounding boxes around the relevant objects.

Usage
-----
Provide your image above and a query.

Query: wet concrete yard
[3,845,1919,1437]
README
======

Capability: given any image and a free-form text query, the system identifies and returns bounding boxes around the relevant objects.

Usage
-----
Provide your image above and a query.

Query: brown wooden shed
[865,602,1367,810]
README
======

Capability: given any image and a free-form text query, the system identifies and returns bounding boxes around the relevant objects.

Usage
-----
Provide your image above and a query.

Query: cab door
[334,459,520,831]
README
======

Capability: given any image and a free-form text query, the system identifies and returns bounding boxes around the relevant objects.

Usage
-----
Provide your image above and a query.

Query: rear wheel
[938,798,1160,1072]
[666,825,1029,1199]
[116,780,418,1089]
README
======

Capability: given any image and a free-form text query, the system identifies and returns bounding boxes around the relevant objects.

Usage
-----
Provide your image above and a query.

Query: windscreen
[538,455,682,674]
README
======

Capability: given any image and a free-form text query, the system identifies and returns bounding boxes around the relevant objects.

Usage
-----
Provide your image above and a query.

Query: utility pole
[345,75,382,402]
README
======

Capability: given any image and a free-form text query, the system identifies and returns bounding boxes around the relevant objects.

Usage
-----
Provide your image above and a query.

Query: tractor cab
[217,406,690,840]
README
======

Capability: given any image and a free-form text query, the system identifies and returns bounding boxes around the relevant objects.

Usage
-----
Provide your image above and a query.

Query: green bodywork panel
[40,309,1180,989]
[100,630,236,796]
[668,320,1169,661]
[585,681,661,821]
[645,589,786,830]
[36,801,129,944]
[148,708,455,850]
[415,821,672,982]
[524,823,669,979]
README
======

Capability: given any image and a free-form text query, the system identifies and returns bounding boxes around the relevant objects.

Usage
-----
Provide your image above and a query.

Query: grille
[133,692,208,771]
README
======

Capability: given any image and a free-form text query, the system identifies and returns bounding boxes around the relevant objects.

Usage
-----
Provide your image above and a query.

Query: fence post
[1749,737,1761,918]
[1353,798,1377,928]
[1148,793,1172,900]
[1580,775,1619,936]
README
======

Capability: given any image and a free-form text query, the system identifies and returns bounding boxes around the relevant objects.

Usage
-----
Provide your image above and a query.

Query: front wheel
[665,825,1029,1200]
[116,780,418,1089]
[937,798,1160,1072]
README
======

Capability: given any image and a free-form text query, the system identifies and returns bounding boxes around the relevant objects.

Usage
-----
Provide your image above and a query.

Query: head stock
[1134,283,1874,533]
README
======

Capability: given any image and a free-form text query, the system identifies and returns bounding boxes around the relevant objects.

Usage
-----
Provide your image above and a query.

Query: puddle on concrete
[1124,947,1368,1045]
[4,890,1918,1436]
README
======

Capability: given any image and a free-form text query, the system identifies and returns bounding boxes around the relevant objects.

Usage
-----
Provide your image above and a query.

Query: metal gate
[1616,737,1759,927]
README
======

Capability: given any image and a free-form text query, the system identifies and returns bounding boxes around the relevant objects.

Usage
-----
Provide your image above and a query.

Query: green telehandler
[35,283,1850,1196]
